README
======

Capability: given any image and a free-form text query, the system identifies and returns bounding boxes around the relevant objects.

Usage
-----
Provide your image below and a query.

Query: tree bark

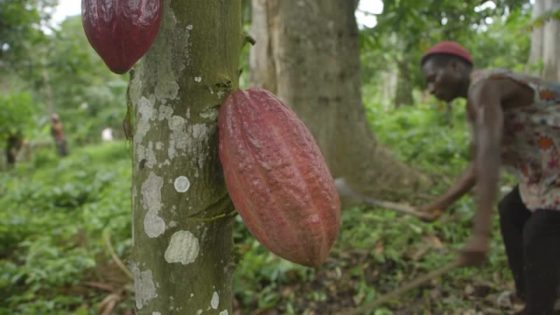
[529,0,560,82]
[542,0,560,82]
[395,60,414,107]
[128,1,241,314]
[529,0,545,66]
[250,0,428,199]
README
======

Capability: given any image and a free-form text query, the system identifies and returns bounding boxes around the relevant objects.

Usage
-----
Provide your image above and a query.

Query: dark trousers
[498,186,560,315]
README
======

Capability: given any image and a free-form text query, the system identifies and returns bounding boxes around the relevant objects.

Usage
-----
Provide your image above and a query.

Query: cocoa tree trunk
[128,1,242,314]
[250,0,428,199]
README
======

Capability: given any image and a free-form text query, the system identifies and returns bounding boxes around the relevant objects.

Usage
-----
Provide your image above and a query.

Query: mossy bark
[128,1,242,314]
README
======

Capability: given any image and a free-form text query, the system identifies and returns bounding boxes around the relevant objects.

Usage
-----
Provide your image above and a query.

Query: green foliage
[0,91,37,141]
[0,107,519,314]
[0,142,132,314]
[0,1,540,314]
[366,91,471,175]
[230,95,517,313]
[3,14,128,146]
[0,0,55,64]
[531,8,560,28]
[38,17,128,144]
[360,0,532,107]
[469,8,531,71]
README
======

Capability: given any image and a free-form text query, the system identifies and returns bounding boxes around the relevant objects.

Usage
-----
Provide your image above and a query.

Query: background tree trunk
[128,1,241,314]
[250,0,429,199]
[529,0,545,66]
[395,60,414,107]
[542,0,560,82]
[529,0,560,82]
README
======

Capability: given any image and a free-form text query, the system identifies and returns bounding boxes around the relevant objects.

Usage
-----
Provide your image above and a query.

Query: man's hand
[459,234,489,267]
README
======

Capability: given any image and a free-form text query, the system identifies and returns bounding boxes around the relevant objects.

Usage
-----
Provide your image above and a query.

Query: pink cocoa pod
[82,0,163,74]
[219,88,341,267]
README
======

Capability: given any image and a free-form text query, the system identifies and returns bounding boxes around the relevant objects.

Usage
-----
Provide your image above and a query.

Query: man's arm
[460,79,504,266]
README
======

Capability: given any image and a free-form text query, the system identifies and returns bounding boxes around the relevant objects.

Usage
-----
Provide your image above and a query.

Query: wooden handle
[335,177,432,220]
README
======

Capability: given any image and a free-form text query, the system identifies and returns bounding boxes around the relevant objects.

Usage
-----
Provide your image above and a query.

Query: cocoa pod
[219,88,341,267]
[82,0,163,74]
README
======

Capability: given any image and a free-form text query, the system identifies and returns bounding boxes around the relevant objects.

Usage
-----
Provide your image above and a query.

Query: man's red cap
[421,41,473,65]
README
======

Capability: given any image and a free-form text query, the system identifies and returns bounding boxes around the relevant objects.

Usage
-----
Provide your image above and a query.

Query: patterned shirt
[470,69,560,211]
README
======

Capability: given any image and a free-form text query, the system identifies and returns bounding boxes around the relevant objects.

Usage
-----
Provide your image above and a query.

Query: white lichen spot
[155,141,164,151]
[190,293,195,298]
[189,123,211,170]
[174,176,191,193]
[164,230,200,265]
[153,312,161,315]
[158,105,173,121]
[211,291,220,309]
[146,141,158,168]
[168,115,188,160]
[142,172,166,238]
[136,97,155,142]
[132,264,157,310]
[169,220,177,228]
[192,123,209,139]
[219,311,229,315]
[142,172,163,213]
[194,76,202,83]
[134,96,160,169]
[199,108,218,121]
[152,3,181,101]
[196,310,203,315]
[186,24,193,30]
[144,214,165,239]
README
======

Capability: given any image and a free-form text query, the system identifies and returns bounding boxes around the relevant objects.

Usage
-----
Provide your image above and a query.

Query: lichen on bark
[129,1,242,313]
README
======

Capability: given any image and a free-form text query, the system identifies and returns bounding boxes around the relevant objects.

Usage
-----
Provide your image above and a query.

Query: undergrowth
[0,98,517,314]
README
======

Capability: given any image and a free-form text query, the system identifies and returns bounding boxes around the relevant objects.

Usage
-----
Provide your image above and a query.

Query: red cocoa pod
[219,88,341,267]
[81,0,163,74]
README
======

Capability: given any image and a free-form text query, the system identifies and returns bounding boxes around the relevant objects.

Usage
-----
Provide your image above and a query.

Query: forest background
[1,0,559,314]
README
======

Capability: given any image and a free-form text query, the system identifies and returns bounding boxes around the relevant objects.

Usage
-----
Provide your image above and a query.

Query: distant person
[50,113,68,157]
[5,131,23,166]
[418,41,560,314]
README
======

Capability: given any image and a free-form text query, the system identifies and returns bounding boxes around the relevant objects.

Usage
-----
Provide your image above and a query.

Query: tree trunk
[529,0,545,66]
[542,0,560,82]
[128,1,241,314]
[250,0,428,199]
[249,0,277,92]
[529,0,560,82]
[395,60,414,107]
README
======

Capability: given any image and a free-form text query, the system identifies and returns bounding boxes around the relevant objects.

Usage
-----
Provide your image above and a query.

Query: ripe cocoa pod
[219,88,341,267]
[82,0,163,74]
